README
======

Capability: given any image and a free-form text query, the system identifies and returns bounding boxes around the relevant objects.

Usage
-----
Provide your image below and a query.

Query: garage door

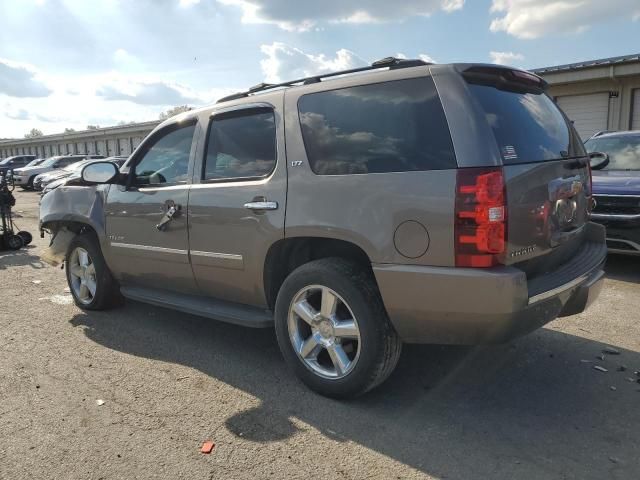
[557,93,609,140]
[632,89,640,130]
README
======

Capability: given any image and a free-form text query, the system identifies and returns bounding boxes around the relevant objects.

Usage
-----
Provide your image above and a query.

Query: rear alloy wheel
[288,285,361,379]
[275,258,402,398]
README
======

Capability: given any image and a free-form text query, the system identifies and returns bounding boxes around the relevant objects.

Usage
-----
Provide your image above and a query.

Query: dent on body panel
[40,185,108,236]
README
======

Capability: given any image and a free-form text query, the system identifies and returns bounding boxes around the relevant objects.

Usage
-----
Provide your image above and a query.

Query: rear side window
[467,84,585,164]
[298,77,456,175]
[204,108,276,181]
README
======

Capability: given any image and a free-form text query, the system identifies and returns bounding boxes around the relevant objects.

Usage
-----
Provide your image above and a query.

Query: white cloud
[219,0,464,31]
[489,51,524,66]
[490,0,640,39]
[0,59,51,98]
[97,79,200,106]
[260,43,367,83]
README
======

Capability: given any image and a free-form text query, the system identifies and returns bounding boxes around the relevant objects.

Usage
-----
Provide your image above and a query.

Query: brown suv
[39,58,606,398]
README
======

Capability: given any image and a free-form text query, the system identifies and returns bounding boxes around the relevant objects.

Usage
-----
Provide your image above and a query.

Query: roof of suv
[159,59,547,133]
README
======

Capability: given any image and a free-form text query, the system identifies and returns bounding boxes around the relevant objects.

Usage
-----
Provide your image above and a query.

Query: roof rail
[216,56,431,103]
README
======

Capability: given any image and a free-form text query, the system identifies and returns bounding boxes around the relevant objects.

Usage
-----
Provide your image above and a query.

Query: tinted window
[134,124,195,185]
[467,84,585,164]
[204,109,276,181]
[585,135,640,170]
[298,77,456,175]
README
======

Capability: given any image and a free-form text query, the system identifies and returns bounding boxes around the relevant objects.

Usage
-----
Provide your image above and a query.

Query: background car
[41,156,128,195]
[12,154,104,189]
[585,130,640,255]
[0,155,36,176]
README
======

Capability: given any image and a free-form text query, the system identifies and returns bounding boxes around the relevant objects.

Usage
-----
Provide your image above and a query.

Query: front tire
[65,234,121,310]
[274,258,402,399]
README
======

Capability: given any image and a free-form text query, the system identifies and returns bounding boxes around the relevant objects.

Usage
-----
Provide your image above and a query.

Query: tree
[24,128,43,138]
[86,125,100,130]
[159,105,192,120]
[64,128,76,133]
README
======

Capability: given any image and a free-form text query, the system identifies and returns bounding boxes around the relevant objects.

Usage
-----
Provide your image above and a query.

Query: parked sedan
[585,130,640,255]
[13,154,104,189]
[41,156,128,195]
[0,155,36,176]
[34,159,94,191]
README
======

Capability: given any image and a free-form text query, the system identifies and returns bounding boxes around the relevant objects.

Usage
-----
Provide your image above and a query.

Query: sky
[0,0,639,138]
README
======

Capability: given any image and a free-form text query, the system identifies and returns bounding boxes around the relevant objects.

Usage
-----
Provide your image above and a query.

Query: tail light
[455,167,507,268]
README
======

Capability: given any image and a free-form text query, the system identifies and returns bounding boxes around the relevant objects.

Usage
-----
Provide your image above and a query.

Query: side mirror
[81,161,119,184]
[589,151,609,170]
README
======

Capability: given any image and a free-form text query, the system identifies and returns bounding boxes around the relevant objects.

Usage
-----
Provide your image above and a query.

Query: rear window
[298,77,456,175]
[467,84,585,164]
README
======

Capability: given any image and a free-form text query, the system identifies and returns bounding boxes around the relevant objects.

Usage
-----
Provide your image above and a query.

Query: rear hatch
[463,67,593,277]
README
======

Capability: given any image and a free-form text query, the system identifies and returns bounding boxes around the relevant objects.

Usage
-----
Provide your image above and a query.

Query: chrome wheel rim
[288,285,361,379]
[68,247,97,305]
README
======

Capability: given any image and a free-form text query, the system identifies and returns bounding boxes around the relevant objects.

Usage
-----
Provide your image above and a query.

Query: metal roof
[532,53,640,74]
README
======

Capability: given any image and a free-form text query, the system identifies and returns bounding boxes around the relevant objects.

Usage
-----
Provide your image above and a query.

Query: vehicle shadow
[0,245,47,270]
[605,254,640,283]
[70,305,640,479]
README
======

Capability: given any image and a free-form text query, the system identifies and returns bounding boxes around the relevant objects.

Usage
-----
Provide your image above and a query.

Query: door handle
[156,202,181,231]
[244,201,278,211]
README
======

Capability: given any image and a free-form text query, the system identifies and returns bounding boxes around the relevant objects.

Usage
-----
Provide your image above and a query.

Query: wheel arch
[263,236,374,311]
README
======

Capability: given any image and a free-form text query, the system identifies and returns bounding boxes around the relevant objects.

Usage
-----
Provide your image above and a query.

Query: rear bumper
[373,222,607,344]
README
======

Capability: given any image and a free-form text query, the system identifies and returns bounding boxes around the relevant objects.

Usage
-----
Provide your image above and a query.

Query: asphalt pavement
[1,188,639,479]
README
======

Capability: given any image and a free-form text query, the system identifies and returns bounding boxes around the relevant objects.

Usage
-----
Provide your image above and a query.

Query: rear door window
[203,108,277,181]
[467,84,585,164]
[298,77,457,175]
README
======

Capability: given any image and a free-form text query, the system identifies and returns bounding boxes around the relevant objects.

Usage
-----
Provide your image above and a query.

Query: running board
[120,286,273,328]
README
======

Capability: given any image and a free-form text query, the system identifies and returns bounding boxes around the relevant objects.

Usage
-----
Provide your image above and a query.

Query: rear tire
[274,258,402,399]
[65,233,121,310]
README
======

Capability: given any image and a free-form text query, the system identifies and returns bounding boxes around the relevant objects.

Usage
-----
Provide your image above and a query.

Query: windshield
[0,158,12,165]
[467,84,585,164]
[585,135,640,170]
[25,159,44,167]
[40,157,60,167]
[64,160,88,172]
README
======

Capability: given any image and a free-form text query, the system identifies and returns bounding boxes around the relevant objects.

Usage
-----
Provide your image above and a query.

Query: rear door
[187,97,287,307]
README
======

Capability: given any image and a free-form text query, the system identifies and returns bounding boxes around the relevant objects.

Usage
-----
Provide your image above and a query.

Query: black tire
[6,234,24,250]
[26,176,35,190]
[274,258,402,399]
[65,233,122,310]
[17,231,33,245]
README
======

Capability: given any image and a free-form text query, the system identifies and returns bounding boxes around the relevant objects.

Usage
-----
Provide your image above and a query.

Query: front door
[104,122,198,293]
[188,98,287,307]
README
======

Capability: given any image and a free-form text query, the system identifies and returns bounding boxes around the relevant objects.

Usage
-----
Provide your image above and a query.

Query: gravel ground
[1,188,639,480]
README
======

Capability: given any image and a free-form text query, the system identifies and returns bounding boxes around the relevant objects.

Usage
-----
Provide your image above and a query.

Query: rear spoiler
[460,65,548,94]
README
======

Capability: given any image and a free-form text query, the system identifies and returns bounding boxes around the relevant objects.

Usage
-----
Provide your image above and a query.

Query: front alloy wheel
[68,247,97,305]
[288,285,361,379]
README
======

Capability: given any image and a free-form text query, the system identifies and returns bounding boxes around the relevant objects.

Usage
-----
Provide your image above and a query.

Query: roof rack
[217,56,430,103]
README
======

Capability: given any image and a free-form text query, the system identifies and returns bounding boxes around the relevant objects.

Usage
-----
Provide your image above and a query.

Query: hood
[592,170,640,196]
[15,166,52,175]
